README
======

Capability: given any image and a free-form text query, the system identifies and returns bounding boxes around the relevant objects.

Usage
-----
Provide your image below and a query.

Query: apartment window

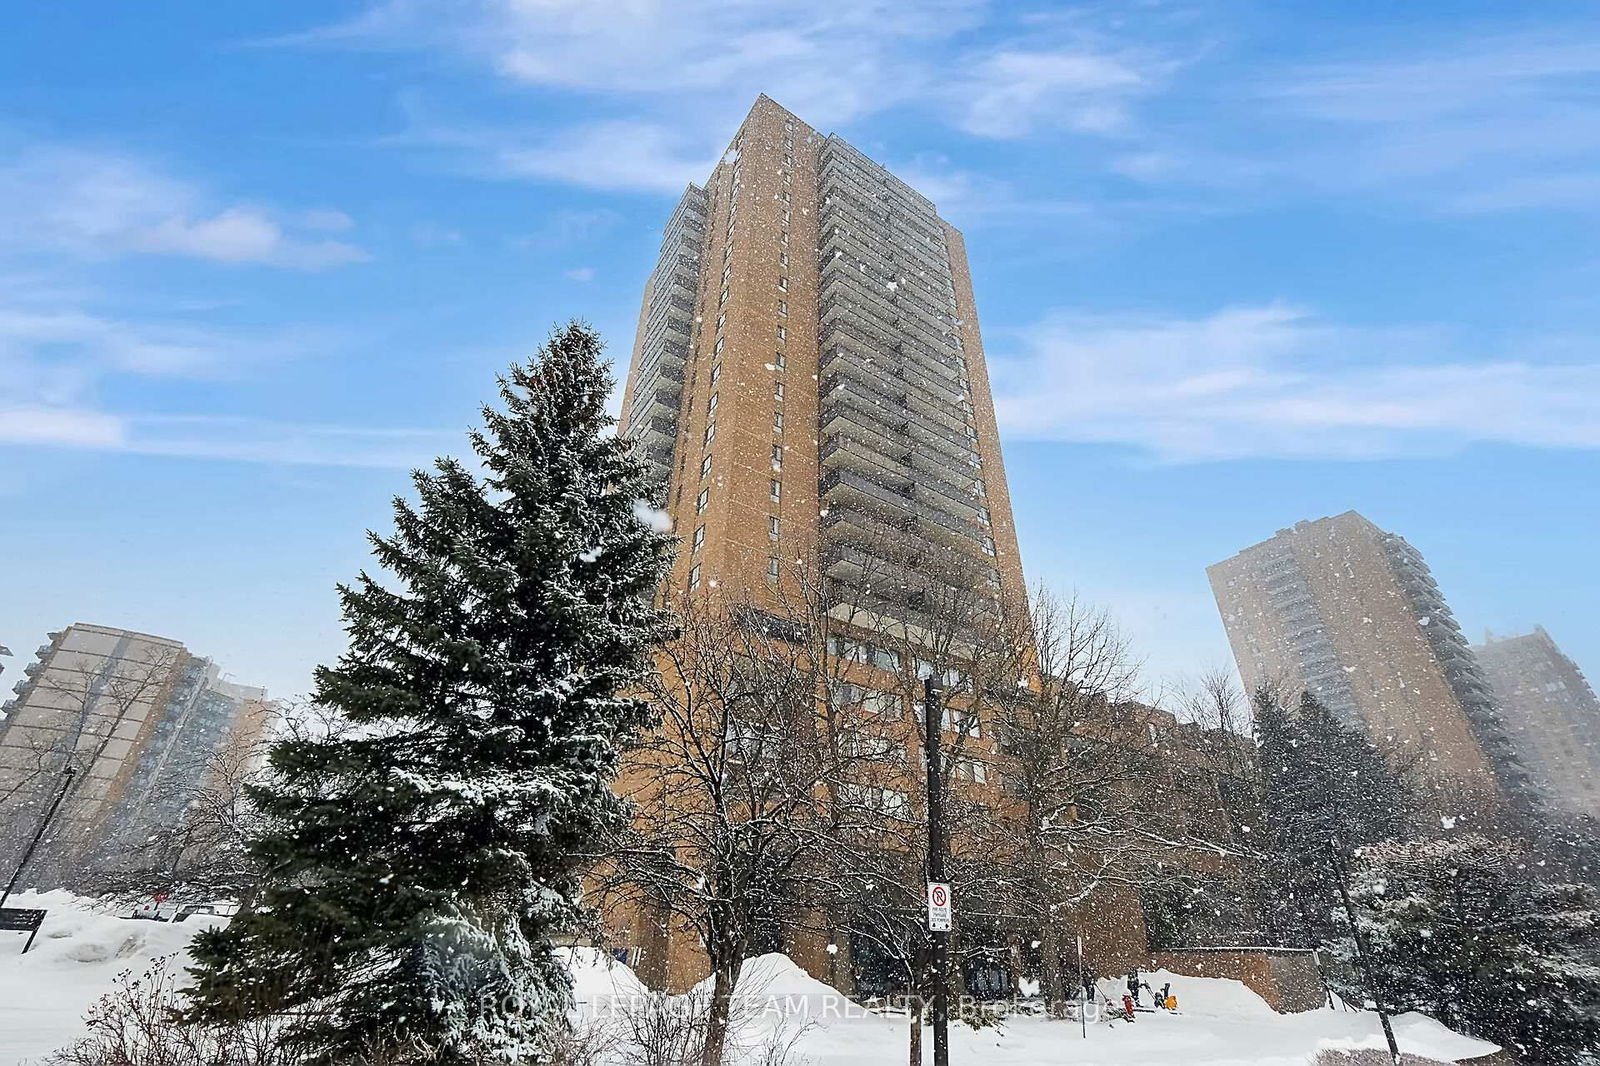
[723,243,732,261]
[838,783,909,819]
[722,263,732,283]
[700,454,712,479]
[716,312,726,331]
[713,336,725,356]
[779,230,789,245]
[771,444,783,470]
[774,382,785,402]
[784,154,794,167]
[780,190,790,203]
[767,556,781,580]
[981,535,995,556]
[777,276,788,291]
[775,350,786,370]
[692,525,705,552]
[776,324,786,341]
[707,393,718,415]
[955,758,988,785]
[719,288,729,307]
[769,479,782,502]
[779,251,789,267]
[696,488,709,514]
[781,209,790,224]
[710,363,721,386]
[769,515,781,541]
[777,299,787,316]
[784,119,794,131]
[689,564,701,590]
[703,422,716,445]
[773,410,784,431]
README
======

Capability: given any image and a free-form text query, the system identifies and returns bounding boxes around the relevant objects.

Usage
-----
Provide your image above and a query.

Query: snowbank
[0,892,1500,1066]
[0,890,226,1065]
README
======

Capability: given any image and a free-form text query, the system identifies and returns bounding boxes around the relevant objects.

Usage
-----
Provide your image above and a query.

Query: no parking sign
[926,882,952,932]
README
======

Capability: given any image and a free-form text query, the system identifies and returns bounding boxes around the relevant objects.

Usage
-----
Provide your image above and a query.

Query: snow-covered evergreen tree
[1351,834,1600,1065]
[183,322,674,1064]
[1255,689,1413,946]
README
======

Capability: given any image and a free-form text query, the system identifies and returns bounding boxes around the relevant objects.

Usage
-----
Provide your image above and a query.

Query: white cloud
[393,109,721,194]
[301,0,987,128]
[0,144,367,269]
[297,0,1173,193]
[0,281,408,466]
[563,266,596,282]
[0,407,126,448]
[992,304,1600,462]
[409,221,465,246]
[509,207,623,250]
[950,48,1151,139]
[122,415,459,467]
[492,120,720,193]
[1145,30,1600,214]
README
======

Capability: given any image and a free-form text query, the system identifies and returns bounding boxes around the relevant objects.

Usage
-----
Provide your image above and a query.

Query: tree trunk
[1006,933,1025,997]
[1040,915,1068,1018]
[702,942,743,1066]
[828,922,856,997]
[908,994,923,1066]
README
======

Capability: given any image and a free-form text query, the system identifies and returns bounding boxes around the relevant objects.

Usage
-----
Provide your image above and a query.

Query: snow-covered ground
[0,891,1499,1066]
[0,890,229,1065]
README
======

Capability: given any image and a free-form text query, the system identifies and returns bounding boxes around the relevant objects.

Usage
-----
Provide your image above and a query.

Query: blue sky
[3,1,1597,702]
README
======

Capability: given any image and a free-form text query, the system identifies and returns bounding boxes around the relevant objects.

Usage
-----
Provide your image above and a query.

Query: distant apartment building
[0,623,269,888]
[1474,626,1600,818]
[1207,511,1524,802]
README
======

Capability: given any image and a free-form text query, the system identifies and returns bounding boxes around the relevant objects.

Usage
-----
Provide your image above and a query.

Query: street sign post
[926,881,952,932]
[923,676,950,1066]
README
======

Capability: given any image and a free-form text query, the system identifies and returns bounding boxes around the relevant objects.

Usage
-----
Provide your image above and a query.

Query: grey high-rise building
[1208,511,1525,801]
[1474,626,1600,818]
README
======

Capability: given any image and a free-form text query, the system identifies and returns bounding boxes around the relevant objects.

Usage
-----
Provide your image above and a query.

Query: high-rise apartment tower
[1208,511,1525,801]
[613,96,1067,993]
[619,95,1028,624]
[1474,626,1600,818]
[0,623,269,888]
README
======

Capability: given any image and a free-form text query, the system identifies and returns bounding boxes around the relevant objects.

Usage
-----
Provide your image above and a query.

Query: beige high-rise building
[1208,511,1525,802]
[0,623,268,888]
[613,96,1120,993]
[619,94,1028,627]
[1474,626,1600,818]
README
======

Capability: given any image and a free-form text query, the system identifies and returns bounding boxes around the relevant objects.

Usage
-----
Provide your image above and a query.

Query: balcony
[820,434,913,489]
[821,469,984,542]
[817,201,950,285]
[821,399,910,457]
[821,348,969,439]
[820,252,955,339]
[819,310,965,385]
